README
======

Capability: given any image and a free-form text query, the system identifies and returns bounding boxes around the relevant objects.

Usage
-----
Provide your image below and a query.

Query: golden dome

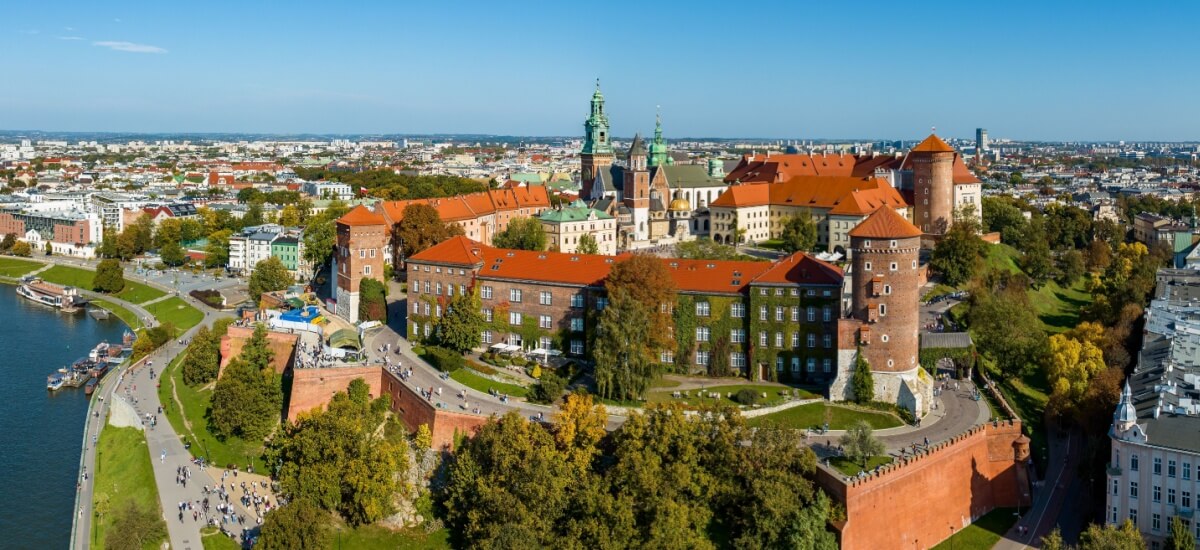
[669,197,691,211]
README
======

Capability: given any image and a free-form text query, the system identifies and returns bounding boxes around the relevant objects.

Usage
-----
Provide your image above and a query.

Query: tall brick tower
[911,133,956,236]
[847,207,930,414]
[579,80,613,200]
[334,205,388,323]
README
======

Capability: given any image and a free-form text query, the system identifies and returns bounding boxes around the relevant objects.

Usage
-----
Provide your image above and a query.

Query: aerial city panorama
[2,2,1198,549]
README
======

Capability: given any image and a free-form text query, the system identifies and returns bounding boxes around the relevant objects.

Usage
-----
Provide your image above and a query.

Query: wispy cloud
[57,36,84,41]
[93,40,167,54]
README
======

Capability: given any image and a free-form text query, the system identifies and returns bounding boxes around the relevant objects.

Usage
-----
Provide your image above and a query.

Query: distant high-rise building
[976,128,989,151]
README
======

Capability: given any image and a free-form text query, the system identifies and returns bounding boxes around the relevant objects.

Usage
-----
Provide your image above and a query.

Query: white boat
[47,374,64,391]
[18,277,82,312]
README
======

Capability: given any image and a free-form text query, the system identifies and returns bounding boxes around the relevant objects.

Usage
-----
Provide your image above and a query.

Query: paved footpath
[992,427,1079,550]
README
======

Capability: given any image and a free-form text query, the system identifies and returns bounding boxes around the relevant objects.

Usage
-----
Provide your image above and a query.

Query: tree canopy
[577,233,600,255]
[438,286,484,353]
[393,203,465,260]
[210,324,283,440]
[592,255,676,401]
[440,400,837,550]
[492,217,547,251]
[931,208,985,287]
[249,256,293,300]
[780,212,818,253]
[93,258,126,293]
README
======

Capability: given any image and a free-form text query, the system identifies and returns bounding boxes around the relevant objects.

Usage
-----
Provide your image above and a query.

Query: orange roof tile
[338,205,386,227]
[847,206,923,239]
[911,133,955,153]
[751,251,843,286]
[711,176,901,213]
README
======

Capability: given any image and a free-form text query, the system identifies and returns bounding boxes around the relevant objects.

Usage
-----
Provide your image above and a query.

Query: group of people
[295,339,336,369]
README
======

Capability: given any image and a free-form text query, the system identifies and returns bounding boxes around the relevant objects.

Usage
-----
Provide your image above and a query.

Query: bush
[467,361,497,375]
[422,346,464,373]
[734,388,759,406]
[527,372,567,404]
[511,356,528,367]
[189,289,225,309]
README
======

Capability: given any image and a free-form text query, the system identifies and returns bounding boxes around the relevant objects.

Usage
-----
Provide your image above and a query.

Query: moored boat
[84,378,98,395]
[17,277,83,312]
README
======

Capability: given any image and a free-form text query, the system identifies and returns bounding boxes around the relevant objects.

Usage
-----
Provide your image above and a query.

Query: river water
[0,286,128,548]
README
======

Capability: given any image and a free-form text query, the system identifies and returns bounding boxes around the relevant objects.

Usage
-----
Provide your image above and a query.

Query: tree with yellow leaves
[1046,333,1107,417]
[553,392,607,472]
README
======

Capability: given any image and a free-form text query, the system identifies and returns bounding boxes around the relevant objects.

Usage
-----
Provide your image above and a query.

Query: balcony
[1106,463,1122,476]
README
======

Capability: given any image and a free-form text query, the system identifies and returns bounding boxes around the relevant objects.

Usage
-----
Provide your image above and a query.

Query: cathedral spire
[649,106,670,168]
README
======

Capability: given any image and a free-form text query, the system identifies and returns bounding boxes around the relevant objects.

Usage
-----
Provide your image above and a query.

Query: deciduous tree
[931,208,986,287]
[780,212,817,253]
[839,420,885,468]
[577,233,600,255]
[592,255,676,401]
[851,347,874,404]
[249,256,293,300]
[492,217,547,251]
[257,500,330,550]
[181,326,220,386]
[437,286,482,352]
[210,324,282,440]
[93,258,126,293]
[393,203,464,261]
[10,240,32,257]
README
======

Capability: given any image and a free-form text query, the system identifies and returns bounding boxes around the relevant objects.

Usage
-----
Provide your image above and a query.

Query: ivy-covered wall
[918,346,976,375]
[674,294,748,378]
[748,284,839,384]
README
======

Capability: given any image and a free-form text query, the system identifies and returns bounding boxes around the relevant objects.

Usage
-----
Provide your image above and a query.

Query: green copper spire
[582,79,612,155]
[649,107,670,167]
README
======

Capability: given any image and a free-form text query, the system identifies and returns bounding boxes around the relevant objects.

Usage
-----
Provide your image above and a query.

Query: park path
[991,427,1079,550]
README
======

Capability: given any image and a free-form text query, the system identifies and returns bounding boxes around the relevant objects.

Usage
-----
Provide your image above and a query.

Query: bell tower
[580,79,614,200]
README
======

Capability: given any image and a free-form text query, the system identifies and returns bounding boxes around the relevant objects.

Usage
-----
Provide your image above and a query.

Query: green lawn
[646,384,820,409]
[158,351,270,473]
[650,378,681,389]
[746,402,903,430]
[200,527,242,550]
[983,243,1023,274]
[334,524,450,549]
[450,367,529,398]
[89,298,144,330]
[39,264,96,288]
[932,507,1019,550]
[830,455,893,476]
[38,263,167,304]
[91,426,167,550]
[144,297,203,334]
[922,283,957,301]
[1031,278,1091,333]
[0,256,42,277]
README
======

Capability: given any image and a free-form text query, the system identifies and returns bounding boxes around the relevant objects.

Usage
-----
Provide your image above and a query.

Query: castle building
[578,83,727,248]
[333,186,550,323]
[538,199,618,255]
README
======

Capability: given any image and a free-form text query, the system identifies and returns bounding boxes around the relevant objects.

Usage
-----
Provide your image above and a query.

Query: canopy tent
[529,348,563,360]
[286,297,306,310]
[328,328,362,350]
[490,343,522,354]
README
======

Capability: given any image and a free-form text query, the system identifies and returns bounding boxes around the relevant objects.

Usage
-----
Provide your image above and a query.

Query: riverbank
[90,426,168,549]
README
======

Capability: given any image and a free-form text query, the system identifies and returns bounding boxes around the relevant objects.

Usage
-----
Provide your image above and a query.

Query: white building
[302,181,354,200]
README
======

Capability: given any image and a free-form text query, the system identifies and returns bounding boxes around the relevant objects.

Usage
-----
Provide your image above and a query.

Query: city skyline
[4,1,1200,141]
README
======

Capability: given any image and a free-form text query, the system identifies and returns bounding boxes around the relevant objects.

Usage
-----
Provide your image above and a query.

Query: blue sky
[2,1,1198,141]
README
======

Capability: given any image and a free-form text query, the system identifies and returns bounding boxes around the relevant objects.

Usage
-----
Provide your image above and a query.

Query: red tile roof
[711,176,903,213]
[847,206,923,239]
[409,237,843,293]
[373,186,550,225]
[911,133,955,153]
[338,205,387,227]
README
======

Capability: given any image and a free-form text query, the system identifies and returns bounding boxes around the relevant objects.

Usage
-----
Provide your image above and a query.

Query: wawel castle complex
[335,85,984,414]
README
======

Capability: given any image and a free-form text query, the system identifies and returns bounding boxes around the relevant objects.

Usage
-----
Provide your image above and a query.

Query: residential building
[1107,269,1200,547]
[302,181,354,200]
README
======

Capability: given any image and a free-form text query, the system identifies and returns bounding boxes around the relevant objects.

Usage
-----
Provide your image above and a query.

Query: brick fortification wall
[815,421,1031,550]
[218,326,298,376]
[287,366,487,449]
[380,370,488,450]
[287,366,383,421]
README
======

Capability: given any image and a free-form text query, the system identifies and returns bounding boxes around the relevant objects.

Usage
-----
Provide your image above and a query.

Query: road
[992,427,1080,550]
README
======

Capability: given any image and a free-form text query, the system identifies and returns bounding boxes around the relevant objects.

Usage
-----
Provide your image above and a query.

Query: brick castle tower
[579,80,613,200]
[334,205,388,323]
[623,133,650,240]
[911,133,956,236]
[844,206,931,414]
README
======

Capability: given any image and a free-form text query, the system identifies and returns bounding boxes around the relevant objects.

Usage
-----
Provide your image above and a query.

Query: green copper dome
[649,110,669,168]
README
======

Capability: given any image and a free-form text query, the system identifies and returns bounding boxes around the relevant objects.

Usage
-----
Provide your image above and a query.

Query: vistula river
[0,285,129,547]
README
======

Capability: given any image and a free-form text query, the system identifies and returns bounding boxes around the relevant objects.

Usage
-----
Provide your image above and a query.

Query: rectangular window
[1155,457,1162,475]
[446,284,454,297]
[1169,460,1177,478]
[1131,481,1139,499]
[731,329,745,344]
[1153,513,1161,532]
[822,358,831,373]
[423,303,430,315]
[539,315,552,329]
[775,307,784,322]
[1153,485,1161,503]
[481,285,493,299]
[823,334,832,349]
[1185,462,1192,480]
[807,306,816,322]
[775,332,783,347]
[776,357,784,372]
[483,308,493,322]
[807,334,816,348]
[509,288,522,303]
[1132,454,1139,472]
[571,293,584,308]
[423,281,430,293]
[596,297,608,310]
[364,265,372,275]
[434,305,441,318]
[509,312,522,326]
[696,351,710,366]
[1112,478,1119,496]
[482,330,493,344]
[460,284,466,296]
[730,352,746,369]
[436,282,442,295]
[1184,491,1192,508]
[1130,508,1138,526]
[792,332,800,347]
[697,327,710,343]
[759,306,768,321]
[696,301,711,317]
[540,291,552,306]
[823,306,832,322]
[1168,488,1176,505]
[806,358,816,372]
[570,340,584,355]
[791,357,800,373]
[413,301,420,314]
[759,331,768,346]
[790,306,799,322]
[731,303,745,318]
[661,351,674,364]
[570,317,584,332]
